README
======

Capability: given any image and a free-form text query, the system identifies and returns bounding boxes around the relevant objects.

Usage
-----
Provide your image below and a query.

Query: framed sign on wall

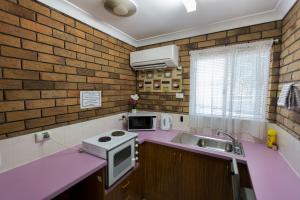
[80,91,102,109]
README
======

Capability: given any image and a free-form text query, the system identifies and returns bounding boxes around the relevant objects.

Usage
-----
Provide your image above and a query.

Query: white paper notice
[80,91,101,109]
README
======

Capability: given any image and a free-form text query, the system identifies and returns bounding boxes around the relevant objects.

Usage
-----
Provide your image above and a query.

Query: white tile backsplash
[1,111,299,179]
[0,113,126,174]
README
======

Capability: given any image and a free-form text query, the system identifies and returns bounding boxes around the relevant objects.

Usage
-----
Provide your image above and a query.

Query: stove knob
[135,157,139,161]
[135,151,139,155]
[135,144,139,148]
[135,138,139,143]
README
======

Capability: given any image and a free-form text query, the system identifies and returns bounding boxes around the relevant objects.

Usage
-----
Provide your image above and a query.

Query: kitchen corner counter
[137,130,300,200]
[0,146,107,200]
[242,141,300,200]
[0,130,299,200]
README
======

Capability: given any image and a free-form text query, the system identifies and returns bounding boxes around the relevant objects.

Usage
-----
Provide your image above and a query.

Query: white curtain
[189,40,273,140]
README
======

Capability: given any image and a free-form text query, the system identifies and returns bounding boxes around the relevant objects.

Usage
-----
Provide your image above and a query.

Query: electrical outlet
[35,131,50,143]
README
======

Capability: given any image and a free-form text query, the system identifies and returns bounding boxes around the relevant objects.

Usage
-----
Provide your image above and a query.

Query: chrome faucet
[216,130,237,145]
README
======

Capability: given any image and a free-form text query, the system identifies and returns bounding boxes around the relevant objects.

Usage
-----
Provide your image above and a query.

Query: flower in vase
[130,94,139,109]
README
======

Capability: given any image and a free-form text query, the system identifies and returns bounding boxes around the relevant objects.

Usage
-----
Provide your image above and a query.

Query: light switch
[176,93,184,99]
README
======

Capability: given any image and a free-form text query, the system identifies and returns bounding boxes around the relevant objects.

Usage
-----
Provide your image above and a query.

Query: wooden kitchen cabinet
[178,149,233,200]
[53,169,105,200]
[143,142,233,200]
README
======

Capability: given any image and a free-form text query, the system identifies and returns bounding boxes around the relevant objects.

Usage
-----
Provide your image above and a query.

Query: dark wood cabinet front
[54,142,251,200]
[143,142,233,200]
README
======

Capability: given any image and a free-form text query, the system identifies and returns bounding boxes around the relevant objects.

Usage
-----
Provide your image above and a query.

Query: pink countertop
[0,146,107,200]
[0,130,300,200]
[138,130,300,200]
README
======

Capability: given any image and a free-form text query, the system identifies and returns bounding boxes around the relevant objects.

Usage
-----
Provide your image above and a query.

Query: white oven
[107,138,137,187]
[82,130,138,188]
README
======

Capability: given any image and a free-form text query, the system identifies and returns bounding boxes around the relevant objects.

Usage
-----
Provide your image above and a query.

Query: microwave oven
[128,113,157,131]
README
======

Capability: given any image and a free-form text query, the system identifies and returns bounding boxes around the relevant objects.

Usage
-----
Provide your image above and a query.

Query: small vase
[131,109,137,113]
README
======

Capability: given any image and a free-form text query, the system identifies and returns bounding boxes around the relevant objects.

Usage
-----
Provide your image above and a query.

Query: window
[189,40,273,139]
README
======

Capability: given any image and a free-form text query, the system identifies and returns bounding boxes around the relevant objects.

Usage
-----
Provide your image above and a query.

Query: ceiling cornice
[38,0,297,47]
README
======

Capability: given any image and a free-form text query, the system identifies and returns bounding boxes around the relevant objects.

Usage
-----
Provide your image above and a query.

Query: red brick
[79,110,95,119]
[65,42,86,53]
[21,18,52,35]
[40,72,66,81]
[0,10,19,26]
[55,82,77,90]
[25,116,55,129]
[19,0,50,16]
[0,33,21,47]
[76,38,93,48]
[87,77,102,83]
[93,29,108,40]
[66,58,86,68]
[86,62,102,70]
[54,47,76,59]
[5,90,40,100]
[38,53,65,65]
[65,26,85,38]
[23,80,54,90]
[0,121,25,135]
[26,99,55,109]
[67,75,86,83]
[22,40,53,54]
[56,98,78,106]
[51,10,75,27]
[23,60,53,72]
[37,34,64,48]
[42,106,68,117]
[78,83,95,90]
[6,109,41,122]
[77,53,94,62]
[0,80,22,89]
[0,56,21,69]
[1,46,37,60]
[54,65,77,74]
[3,69,39,80]
[56,113,78,123]
[75,21,93,34]
[41,90,67,98]
[86,34,101,45]
[0,0,35,20]
[0,21,36,40]
[0,101,24,112]
[67,90,80,97]
[68,105,82,114]
[53,29,76,43]
[86,48,101,58]
[37,14,64,31]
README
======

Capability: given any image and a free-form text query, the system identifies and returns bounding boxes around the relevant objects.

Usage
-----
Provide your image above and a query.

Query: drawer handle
[121,180,130,189]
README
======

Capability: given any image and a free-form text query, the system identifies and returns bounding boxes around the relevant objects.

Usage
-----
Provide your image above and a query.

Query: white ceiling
[38,0,296,47]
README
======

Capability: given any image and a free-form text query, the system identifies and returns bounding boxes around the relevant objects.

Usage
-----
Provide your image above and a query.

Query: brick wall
[0,0,136,139]
[276,0,300,137]
[137,22,282,122]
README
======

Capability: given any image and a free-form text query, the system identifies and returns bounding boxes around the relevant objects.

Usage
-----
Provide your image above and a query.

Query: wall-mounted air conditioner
[130,45,179,70]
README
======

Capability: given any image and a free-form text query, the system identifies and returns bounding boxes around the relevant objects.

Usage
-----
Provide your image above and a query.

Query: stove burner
[98,136,111,142]
[111,131,125,136]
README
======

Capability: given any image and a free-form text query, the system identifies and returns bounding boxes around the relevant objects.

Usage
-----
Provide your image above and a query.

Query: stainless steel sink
[171,133,244,156]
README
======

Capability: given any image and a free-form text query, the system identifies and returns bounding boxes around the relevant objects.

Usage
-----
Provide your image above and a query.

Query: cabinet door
[53,169,105,200]
[143,143,178,200]
[178,150,233,200]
